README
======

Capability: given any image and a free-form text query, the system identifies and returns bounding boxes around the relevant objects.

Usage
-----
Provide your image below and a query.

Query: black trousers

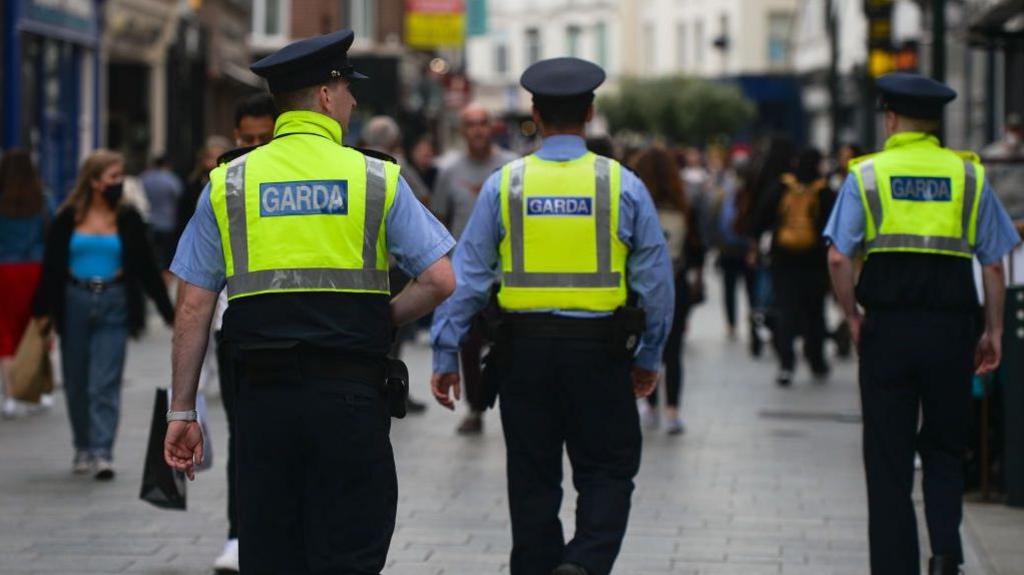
[497,336,641,575]
[648,270,690,408]
[214,332,238,539]
[772,266,828,373]
[859,310,976,575]
[719,253,756,331]
[235,349,397,574]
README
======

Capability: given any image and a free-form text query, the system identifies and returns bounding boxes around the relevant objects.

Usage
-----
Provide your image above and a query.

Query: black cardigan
[33,206,174,337]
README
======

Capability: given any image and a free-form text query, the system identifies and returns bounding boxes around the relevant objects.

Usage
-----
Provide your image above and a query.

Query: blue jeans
[61,284,128,460]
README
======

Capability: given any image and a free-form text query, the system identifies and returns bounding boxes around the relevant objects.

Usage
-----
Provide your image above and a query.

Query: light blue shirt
[430,135,675,373]
[824,173,1020,265]
[171,176,454,293]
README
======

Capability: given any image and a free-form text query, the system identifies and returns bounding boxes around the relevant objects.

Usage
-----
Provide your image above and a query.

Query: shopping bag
[139,388,187,510]
[9,318,54,403]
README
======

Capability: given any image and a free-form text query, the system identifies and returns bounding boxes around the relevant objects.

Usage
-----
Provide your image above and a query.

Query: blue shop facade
[2,0,101,200]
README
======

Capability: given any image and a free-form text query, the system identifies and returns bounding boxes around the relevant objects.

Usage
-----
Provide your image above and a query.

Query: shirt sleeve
[386,176,456,278]
[430,171,503,373]
[170,183,226,292]
[619,169,675,371]
[973,179,1022,265]
[822,173,865,257]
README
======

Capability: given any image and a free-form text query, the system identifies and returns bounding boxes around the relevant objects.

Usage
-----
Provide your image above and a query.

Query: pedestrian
[829,143,864,191]
[749,147,835,386]
[430,102,517,435]
[825,72,1020,575]
[174,136,231,244]
[362,115,432,202]
[34,149,174,480]
[737,136,797,357]
[632,146,704,435]
[209,92,278,575]
[0,149,51,418]
[139,155,184,281]
[431,57,673,575]
[409,134,439,192]
[707,145,755,342]
[164,29,455,573]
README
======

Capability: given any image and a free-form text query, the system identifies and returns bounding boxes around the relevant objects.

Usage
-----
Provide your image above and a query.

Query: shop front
[2,0,101,200]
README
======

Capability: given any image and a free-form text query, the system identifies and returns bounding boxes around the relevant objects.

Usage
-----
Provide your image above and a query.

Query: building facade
[2,0,103,199]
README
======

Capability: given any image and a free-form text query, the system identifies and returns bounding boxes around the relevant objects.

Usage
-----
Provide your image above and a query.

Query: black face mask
[102,182,124,207]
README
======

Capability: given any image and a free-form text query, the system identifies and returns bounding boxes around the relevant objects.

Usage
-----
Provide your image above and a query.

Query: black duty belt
[236,345,386,387]
[500,313,617,342]
[69,276,123,292]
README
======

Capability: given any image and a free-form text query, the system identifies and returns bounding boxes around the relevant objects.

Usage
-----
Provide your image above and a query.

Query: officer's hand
[431,372,461,410]
[974,331,1002,375]
[164,420,204,481]
[631,367,659,398]
[848,314,863,351]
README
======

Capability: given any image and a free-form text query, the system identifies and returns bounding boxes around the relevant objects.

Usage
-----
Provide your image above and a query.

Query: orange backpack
[775,175,824,252]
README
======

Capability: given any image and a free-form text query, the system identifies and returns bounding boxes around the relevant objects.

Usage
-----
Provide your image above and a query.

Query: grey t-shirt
[432,148,517,239]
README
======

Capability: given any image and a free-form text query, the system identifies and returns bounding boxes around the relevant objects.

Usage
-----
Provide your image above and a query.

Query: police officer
[431,57,674,575]
[824,73,1021,575]
[164,29,456,573]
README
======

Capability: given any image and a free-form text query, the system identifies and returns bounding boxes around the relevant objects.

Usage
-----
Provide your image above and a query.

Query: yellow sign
[405,0,465,49]
[406,12,465,48]
[869,49,894,78]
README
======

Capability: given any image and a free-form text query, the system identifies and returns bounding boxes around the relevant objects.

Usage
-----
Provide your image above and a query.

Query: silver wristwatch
[166,409,198,423]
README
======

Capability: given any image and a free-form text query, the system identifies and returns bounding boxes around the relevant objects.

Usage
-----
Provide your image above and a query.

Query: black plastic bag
[139,388,187,510]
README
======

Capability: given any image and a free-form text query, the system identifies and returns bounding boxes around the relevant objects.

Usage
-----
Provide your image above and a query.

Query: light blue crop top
[70,233,122,281]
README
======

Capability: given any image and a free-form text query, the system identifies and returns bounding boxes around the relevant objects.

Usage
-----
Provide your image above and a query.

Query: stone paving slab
[1,284,1023,574]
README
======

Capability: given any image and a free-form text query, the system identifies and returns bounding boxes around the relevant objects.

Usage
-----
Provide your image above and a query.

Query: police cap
[251,29,367,94]
[520,57,606,98]
[876,72,956,120]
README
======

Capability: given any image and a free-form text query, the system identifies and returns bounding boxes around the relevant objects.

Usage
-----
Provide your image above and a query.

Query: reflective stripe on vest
[860,158,978,257]
[221,154,390,298]
[502,156,621,288]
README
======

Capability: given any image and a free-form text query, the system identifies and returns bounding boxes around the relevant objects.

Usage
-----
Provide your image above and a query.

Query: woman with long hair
[632,146,705,435]
[34,150,174,479]
[0,150,50,417]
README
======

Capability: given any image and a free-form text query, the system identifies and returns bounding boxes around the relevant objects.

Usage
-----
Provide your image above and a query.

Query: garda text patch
[526,196,593,216]
[890,176,952,202]
[260,180,348,217]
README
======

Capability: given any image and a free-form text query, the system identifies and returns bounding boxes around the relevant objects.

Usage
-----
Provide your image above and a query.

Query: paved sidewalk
[1,288,1022,574]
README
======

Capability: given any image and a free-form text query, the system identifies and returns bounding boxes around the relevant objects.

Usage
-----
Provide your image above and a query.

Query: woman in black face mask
[33,150,174,480]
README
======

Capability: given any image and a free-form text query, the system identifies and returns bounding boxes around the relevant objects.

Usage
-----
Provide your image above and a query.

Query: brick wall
[291,0,341,38]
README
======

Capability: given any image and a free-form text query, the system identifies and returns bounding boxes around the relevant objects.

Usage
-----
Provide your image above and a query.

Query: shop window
[252,0,290,47]
[566,25,581,58]
[526,28,542,65]
[595,21,608,68]
[767,12,793,69]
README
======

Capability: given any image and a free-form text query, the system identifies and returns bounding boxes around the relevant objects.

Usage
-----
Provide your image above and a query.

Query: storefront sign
[405,0,466,49]
[17,0,99,45]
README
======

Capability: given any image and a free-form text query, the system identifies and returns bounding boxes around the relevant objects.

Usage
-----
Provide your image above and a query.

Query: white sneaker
[93,458,115,481]
[2,398,27,419]
[214,538,239,572]
[72,451,92,475]
[638,401,659,429]
[666,418,686,436]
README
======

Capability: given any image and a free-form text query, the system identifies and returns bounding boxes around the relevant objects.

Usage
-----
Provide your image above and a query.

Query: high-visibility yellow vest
[210,111,399,300]
[851,132,983,259]
[497,152,629,312]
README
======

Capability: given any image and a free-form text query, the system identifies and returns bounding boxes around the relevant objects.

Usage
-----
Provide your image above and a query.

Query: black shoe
[775,370,793,387]
[810,366,830,383]
[551,564,588,575]
[405,396,428,415]
[456,412,483,435]
[928,556,961,575]
[750,335,763,358]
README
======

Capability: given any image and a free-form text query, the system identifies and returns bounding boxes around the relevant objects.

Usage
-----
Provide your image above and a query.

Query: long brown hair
[0,149,44,217]
[61,149,125,222]
[631,146,688,213]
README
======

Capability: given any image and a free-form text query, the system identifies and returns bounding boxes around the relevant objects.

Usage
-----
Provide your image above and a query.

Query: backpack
[775,174,824,252]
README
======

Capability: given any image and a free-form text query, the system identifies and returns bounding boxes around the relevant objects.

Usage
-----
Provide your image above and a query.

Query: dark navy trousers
[859,309,976,574]
[234,349,396,574]
[496,336,641,575]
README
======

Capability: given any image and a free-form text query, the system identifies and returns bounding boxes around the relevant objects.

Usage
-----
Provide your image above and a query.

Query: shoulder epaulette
[351,147,398,164]
[217,146,258,166]
[847,152,881,169]
[952,149,981,163]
